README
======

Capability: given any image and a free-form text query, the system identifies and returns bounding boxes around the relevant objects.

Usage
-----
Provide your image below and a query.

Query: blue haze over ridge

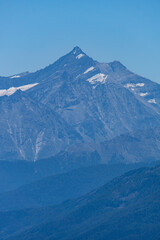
[1,164,160,240]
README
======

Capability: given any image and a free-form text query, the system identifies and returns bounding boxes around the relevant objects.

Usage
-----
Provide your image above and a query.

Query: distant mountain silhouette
[1,164,160,240]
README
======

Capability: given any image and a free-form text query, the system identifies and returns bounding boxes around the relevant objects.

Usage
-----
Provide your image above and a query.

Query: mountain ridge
[1,164,160,240]
[0,47,160,162]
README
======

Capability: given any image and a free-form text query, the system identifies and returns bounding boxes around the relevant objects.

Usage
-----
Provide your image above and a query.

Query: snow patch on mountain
[35,131,44,161]
[139,92,148,97]
[125,83,145,88]
[76,54,85,59]
[87,73,108,84]
[125,83,135,88]
[10,75,21,79]
[148,99,156,104]
[131,88,135,91]
[136,83,145,87]
[0,83,39,97]
[84,66,94,74]
[92,85,97,89]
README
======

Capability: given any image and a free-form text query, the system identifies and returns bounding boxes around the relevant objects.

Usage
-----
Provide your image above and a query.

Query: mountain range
[1,164,160,240]
[0,163,150,211]
[0,46,160,165]
[1,47,160,240]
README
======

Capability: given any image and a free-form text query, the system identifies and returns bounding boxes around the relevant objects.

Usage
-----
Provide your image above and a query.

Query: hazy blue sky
[0,0,160,82]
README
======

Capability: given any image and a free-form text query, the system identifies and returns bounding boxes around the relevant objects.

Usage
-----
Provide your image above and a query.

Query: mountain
[69,127,160,164]
[0,149,158,194]
[0,46,160,162]
[0,151,101,193]
[0,163,148,211]
[1,164,160,240]
[0,90,81,161]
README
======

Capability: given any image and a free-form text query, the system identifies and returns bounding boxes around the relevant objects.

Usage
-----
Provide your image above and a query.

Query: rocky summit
[0,47,160,162]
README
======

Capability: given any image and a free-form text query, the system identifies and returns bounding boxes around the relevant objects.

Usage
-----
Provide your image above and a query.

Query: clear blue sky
[0,0,160,82]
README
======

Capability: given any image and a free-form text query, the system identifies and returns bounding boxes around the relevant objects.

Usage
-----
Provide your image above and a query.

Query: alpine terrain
[0,46,160,166]
[0,47,160,240]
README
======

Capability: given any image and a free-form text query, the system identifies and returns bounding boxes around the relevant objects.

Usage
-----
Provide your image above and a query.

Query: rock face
[0,46,160,161]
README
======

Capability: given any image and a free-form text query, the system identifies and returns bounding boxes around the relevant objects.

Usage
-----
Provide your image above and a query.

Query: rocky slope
[0,46,160,161]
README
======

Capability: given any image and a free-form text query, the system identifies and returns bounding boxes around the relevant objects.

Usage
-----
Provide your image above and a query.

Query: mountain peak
[71,46,84,55]
[109,60,127,72]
